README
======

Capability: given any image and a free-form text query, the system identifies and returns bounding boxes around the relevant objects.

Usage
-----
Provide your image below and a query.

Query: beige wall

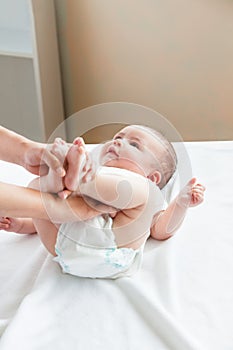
[54,0,233,141]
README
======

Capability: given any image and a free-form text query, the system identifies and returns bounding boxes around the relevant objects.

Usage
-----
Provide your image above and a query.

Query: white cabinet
[0,0,65,141]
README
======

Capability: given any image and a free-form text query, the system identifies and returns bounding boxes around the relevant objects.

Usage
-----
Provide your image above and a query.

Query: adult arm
[0,182,113,223]
[0,126,64,176]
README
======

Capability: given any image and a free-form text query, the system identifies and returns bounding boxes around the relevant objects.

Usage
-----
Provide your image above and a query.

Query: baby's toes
[0,217,10,230]
[73,137,85,149]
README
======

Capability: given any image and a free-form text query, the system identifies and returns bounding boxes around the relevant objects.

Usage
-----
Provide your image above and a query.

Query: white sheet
[0,141,233,350]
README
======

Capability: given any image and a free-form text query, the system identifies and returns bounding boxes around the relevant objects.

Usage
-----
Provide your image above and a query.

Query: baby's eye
[130,141,140,149]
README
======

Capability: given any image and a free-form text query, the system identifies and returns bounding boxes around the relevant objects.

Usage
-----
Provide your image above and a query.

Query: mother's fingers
[42,148,65,177]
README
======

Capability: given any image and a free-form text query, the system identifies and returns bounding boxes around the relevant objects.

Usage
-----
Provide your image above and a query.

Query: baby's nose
[113,138,123,146]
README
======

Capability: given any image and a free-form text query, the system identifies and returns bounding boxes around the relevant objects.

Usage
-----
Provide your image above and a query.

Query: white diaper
[54,216,144,279]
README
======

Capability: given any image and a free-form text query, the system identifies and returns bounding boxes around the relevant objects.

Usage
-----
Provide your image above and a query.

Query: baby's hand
[0,217,23,233]
[80,151,97,183]
[177,178,205,208]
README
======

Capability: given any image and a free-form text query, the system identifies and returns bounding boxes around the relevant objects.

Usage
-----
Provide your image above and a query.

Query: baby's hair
[133,125,177,189]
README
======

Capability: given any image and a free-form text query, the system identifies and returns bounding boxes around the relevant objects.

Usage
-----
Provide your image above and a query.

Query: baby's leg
[28,178,59,256]
[0,217,36,234]
[32,217,58,256]
[64,137,86,191]
[26,138,85,256]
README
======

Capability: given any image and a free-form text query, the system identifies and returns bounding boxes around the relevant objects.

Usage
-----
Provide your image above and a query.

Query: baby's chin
[102,158,146,177]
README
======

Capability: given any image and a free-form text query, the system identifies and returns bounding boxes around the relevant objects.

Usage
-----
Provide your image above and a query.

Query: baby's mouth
[107,146,119,157]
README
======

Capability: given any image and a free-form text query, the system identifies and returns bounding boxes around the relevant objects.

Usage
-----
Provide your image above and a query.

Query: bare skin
[0,126,66,176]
[64,137,87,191]
[45,137,91,199]
[1,132,205,255]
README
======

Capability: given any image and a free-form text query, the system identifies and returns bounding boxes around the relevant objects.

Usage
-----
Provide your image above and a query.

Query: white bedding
[0,141,233,350]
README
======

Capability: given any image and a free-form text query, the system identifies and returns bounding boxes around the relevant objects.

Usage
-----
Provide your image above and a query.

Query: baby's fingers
[191,190,204,205]
[81,153,96,183]
[192,191,204,200]
[192,187,205,195]
[81,167,93,183]
[82,152,91,173]
[193,183,206,191]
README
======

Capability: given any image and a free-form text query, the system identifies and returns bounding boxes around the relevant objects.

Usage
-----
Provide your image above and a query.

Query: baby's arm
[151,178,205,240]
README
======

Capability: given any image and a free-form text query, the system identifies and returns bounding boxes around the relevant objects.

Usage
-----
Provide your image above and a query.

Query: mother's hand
[23,140,66,176]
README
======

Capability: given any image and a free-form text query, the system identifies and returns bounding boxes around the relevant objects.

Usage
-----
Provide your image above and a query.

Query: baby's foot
[64,137,86,191]
[0,217,23,233]
[0,217,11,231]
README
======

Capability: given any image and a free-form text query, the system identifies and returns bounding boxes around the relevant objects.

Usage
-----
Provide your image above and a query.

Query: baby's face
[99,126,164,178]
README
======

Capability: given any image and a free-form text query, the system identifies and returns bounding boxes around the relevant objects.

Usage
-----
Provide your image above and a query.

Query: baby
[0,125,205,279]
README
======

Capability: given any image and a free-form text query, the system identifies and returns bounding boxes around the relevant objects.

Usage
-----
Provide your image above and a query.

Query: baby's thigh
[112,209,149,250]
[33,217,59,256]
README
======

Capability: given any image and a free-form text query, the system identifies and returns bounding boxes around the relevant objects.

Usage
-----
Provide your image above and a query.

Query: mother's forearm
[0,126,32,166]
[0,182,103,223]
[0,182,50,219]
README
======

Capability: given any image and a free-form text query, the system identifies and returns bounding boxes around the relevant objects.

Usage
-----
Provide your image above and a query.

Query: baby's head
[99,125,177,189]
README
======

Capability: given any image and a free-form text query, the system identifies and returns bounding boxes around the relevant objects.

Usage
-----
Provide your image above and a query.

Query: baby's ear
[148,171,161,185]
